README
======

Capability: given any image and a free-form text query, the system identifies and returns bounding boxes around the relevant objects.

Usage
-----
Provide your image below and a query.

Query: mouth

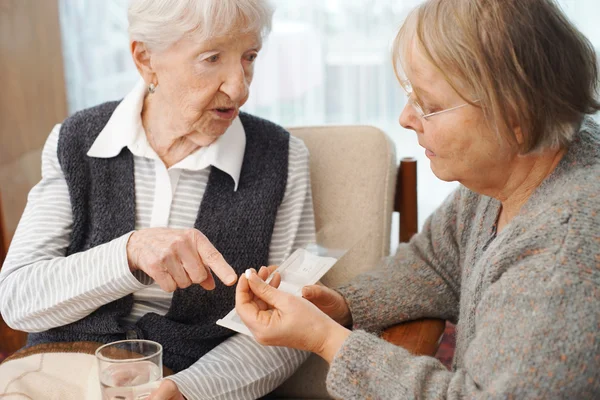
[213,107,237,120]
[418,142,436,157]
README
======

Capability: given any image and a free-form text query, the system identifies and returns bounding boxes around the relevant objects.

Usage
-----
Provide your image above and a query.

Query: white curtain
[59,0,600,233]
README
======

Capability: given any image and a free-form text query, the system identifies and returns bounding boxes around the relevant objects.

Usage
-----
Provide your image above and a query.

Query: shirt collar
[87,79,246,191]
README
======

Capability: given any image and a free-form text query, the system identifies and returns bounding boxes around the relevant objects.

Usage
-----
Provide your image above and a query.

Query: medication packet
[217,248,339,336]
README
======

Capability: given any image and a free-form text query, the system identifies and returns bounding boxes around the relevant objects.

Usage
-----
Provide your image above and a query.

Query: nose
[399,102,422,134]
[220,64,249,104]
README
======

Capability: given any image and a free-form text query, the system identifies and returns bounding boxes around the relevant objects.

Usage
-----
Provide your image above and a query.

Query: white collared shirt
[88,79,246,227]
[0,81,315,399]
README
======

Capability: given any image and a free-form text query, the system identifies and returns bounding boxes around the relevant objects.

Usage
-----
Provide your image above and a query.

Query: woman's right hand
[126,228,237,292]
[301,284,352,327]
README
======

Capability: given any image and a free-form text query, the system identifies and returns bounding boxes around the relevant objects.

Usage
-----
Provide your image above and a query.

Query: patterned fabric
[435,323,456,369]
[3,341,174,377]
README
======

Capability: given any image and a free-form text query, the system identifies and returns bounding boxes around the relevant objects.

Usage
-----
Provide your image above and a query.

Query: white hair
[128,0,274,52]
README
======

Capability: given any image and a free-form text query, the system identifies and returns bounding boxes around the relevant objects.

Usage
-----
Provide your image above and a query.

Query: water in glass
[99,360,161,400]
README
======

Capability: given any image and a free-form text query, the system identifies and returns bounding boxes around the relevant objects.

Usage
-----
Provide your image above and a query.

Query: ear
[131,41,156,86]
[513,125,524,145]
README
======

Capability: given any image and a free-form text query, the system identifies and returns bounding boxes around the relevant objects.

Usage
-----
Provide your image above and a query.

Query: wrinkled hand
[235,270,351,363]
[245,265,282,310]
[127,228,237,292]
[148,379,185,400]
[301,284,352,326]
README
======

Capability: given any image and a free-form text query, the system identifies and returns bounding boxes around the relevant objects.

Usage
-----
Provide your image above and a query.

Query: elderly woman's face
[149,30,260,146]
[399,43,517,190]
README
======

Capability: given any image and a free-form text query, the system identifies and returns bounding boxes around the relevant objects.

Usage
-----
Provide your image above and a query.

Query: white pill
[245,269,252,279]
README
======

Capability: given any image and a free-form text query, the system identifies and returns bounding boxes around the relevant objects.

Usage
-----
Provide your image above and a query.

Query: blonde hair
[128,0,274,52]
[393,0,600,153]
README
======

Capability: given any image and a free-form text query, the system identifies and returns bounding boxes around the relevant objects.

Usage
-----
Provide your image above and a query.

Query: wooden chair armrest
[381,318,446,357]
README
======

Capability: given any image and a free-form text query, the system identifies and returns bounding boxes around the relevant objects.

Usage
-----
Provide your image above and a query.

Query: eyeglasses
[400,79,477,120]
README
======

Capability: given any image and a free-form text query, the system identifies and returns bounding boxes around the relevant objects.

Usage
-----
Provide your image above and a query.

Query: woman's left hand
[235,270,351,363]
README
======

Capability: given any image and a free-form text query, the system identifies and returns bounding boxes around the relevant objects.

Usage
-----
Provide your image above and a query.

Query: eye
[245,52,258,62]
[416,96,439,115]
[422,103,440,115]
[411,95,428,113]
[205,54,220,63]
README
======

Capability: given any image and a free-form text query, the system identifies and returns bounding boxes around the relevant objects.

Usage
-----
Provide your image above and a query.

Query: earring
[148,83,156,94]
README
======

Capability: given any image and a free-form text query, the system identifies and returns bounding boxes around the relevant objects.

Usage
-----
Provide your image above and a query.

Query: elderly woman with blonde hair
[0,0,314,399]
[236,0,600,398]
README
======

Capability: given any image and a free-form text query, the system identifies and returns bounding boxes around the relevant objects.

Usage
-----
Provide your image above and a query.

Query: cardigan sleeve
[336,187,465,333]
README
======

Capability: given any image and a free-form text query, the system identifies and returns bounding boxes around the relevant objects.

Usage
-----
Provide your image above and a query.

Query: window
[59,0,599,236]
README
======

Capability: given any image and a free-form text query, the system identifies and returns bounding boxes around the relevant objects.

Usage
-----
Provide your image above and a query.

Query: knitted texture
[27,102,290,373]
[330,117,600,399]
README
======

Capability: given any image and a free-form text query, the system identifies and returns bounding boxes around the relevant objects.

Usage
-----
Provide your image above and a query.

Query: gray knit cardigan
[330,117,600,399]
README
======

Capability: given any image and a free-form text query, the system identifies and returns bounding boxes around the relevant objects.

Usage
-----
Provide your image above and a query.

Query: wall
[0,0,68,355]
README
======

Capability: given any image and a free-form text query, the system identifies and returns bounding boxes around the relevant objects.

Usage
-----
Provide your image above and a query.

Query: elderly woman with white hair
[236,0,600,398]
[0,0,314,399]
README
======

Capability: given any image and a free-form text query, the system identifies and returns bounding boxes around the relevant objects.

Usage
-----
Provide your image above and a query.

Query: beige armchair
[271,125,445,399]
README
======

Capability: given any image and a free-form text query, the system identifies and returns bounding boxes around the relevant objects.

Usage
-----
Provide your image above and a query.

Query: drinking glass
[96,339,163,400]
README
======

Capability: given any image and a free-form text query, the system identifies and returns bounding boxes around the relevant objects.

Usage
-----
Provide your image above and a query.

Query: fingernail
[227,274,237,284]
[302,287,311,297]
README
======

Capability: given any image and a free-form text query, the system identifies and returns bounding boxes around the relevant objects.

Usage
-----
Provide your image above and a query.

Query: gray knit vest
[27,102,289,372]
